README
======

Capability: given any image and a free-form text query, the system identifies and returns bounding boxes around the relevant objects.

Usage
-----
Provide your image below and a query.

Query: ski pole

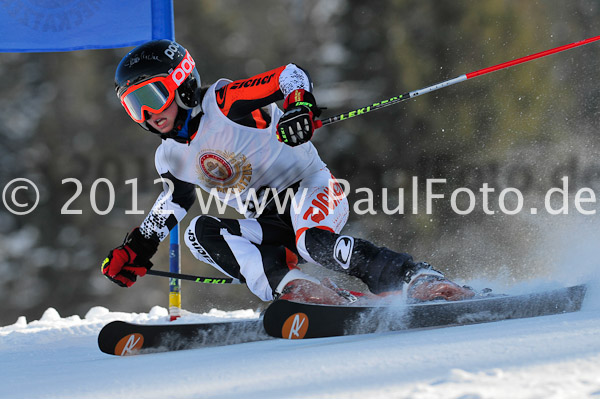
[315,35,600,128]
[147,269,242,285]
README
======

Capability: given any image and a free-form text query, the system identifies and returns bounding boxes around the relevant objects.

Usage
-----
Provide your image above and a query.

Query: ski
[98,318,268,356]
[262,284,587,339]
[98,284,587,354]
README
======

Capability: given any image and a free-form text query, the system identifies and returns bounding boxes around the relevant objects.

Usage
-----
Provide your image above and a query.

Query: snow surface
[1,281,600,399]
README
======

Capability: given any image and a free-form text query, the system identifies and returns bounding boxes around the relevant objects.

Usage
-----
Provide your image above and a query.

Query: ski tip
[98,321,144,356]
[263,300,309,339]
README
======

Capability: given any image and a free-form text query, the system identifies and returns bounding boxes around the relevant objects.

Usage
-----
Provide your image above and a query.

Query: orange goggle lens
[120,77,175,123]
[119,50,196,123]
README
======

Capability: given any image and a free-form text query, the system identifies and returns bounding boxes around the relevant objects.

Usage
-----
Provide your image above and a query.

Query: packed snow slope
[1,279,599,399]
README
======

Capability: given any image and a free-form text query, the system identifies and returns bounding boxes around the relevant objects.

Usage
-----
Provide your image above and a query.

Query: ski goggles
[119,50,196,123]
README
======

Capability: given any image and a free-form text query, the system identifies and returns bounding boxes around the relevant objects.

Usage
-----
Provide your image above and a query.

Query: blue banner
[0,0,174,52]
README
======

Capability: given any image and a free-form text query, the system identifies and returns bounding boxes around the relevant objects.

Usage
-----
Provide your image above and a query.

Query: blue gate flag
[0,0,174,52]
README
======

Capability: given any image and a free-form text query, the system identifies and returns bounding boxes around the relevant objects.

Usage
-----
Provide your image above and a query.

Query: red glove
[276,89,321,146]
[101,228,158,287]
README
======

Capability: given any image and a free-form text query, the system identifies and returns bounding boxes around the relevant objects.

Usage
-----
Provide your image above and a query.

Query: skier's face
[146,100,178,133]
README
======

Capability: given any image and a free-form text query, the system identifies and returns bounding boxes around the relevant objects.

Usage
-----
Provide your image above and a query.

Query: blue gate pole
[169,224,181,320]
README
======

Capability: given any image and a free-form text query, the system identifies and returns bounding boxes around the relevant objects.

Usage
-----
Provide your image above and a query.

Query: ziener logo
[114,333,144,356]
[281,313,309,339]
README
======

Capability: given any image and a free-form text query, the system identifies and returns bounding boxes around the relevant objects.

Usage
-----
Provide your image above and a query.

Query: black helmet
[115,39,201,132]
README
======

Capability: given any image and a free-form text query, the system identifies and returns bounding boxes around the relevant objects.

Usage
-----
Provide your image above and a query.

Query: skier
[101,39,473,304]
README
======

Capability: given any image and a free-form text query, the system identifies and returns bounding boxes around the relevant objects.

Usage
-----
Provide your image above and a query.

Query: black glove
[101,227,158,287]
[276,89,322,146]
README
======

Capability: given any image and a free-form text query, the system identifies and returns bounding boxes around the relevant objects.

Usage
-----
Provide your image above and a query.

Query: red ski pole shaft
[315,35,600,128]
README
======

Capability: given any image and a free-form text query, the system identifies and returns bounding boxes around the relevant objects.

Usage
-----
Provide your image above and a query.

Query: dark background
[1,0,600,325]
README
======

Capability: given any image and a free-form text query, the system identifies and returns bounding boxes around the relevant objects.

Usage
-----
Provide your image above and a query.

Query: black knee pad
[192,215,221,238]
[191,215,242,241]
